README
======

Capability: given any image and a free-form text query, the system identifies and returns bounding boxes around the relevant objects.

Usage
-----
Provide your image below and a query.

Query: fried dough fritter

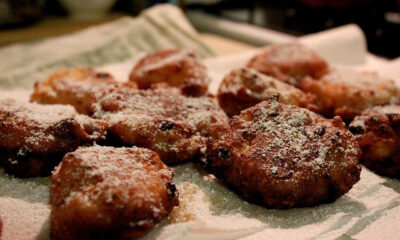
[246,42,329,86]
[217,67,319,117]
[129,49,210,96]
[349,105,400,177]
[92,87,227,164]
[30,67,137,115]
[51,145,178,240]
[0,99,107,177]
[206,97,361,209]
[300,69,400,122]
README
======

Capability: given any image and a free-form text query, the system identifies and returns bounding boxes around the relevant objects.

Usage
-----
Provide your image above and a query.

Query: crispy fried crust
[51,145,178,240]
[92,87,227,164]
[217,68,319,117]
[129,49,210,96]
[206,98,361,209]
[30,67,137,115]
[0,99,107,177]
[246,43,328,86]
[300,69,400,122]
[349,105,400,177]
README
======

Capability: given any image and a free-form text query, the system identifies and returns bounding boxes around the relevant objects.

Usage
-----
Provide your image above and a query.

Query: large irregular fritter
[92,87,227,164]
[246,42,329,86]
[129,49,210,96]
[206,97,361,209]
[349,105,400,177]
[0,99,107,177]
[300,68,400,122]
[51,145,178,240]
[30,67,137,115]
[217,67,319,117]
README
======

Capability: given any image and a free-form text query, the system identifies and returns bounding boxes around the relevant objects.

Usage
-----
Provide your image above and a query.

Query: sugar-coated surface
[217,67,318,116]
[206,99,361,208]
[92,87,227,164]
[51,145,178,239]
[246,42,328,86]
[129,49,210,96]
[300,68,400,122]
[0,99,106,153]
[1,55,400,240]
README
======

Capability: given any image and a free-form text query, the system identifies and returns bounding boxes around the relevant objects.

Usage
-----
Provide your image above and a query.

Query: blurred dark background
[0,0,399,58]
[185,0,400,59]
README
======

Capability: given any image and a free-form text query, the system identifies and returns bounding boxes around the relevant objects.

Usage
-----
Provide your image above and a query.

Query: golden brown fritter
[217,67,319,117]
[0,99,107,177]
[349,105,400,177]
[206,97,361,209]
[92,87,227,165]
[300,68,400,122]
[30,67,137,115]
[247,42,329,86]
[51,145,178,240]
[129,49,210,96]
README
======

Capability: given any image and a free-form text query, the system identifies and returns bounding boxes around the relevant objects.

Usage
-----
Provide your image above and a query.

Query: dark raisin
[217,147,230,160]
[370,116,378,123]
[330,136,338,144]
[324,172,331,179]
[166,182,177,199]
[95,72,110,78]
[159,121,174,131]
[273,156,283,162]
[379,125,389,134]
[315,126,325,136]
[349,126,364,135]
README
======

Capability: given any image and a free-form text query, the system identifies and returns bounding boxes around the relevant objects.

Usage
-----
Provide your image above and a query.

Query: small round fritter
[349,105,400,177]
[0,99,107,177]
[206,98,361,209]
[30,67,137,115]
[51,145,178,240]
[129,49,210,96]
[300,68,400,122]
[217,67,319,117]
[92,87,227,164]
[246,42,329,86]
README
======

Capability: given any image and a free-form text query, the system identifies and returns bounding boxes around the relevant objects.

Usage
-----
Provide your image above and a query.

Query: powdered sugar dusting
[93,88,224,132]
[57,145,173,210]
[134,49,208,83]
[245,101,333,169]
[1,98,77,128]
[323,68,398,94]
[0,99,106,153]
[91,87,227,163]
[220,68,305,102]
[350,104,400,131]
